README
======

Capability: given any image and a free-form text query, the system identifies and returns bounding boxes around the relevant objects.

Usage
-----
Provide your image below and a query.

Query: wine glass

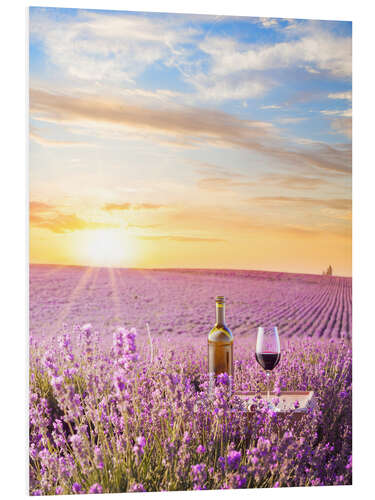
[255,326,281,401]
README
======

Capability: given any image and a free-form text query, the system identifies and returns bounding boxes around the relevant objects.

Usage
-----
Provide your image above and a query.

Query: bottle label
[208,343,233,375]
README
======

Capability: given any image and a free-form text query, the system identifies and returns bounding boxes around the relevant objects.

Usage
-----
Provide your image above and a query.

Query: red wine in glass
[255,352,280,371]
[255,326,281,400]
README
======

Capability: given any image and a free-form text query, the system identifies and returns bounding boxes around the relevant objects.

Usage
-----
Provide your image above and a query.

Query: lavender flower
[89,483,103,494]
[72,482,82,494]
[227,450,242,470]
[130,483,146,492]
[191,463,207,489]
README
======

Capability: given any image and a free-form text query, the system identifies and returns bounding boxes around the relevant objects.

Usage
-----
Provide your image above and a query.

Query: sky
[29,7,352,276]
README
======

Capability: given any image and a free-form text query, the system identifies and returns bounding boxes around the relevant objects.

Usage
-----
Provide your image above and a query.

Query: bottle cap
[216,296,225,302]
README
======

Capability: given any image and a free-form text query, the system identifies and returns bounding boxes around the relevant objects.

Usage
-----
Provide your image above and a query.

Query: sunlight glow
[77,229,133,267]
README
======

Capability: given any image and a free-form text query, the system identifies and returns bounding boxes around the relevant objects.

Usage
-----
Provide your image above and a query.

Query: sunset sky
[29,7,352,276]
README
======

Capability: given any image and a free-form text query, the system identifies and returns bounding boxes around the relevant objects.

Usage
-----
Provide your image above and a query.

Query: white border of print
[1,1,373,499]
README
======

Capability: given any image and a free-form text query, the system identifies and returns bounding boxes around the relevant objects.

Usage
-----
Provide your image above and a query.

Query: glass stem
[266,371,270,400]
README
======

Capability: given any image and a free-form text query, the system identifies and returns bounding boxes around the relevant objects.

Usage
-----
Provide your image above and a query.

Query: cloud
[260,105,282,110]
[328,91,352,101]
[154,204,350,242]
[29,9,200,85]
[259,174,325,190]
[276,117,307,124]
[127,223,161,229]
[30,200,112,233]
[304,66,320,74]
[197,177,255,192]
[330,117,352,139]
[103,202,165,211]
[199,25,351,78]
[320,109,352,117]
[196,168,327,193]
[29,201,53,212]
[30,128,91,147]
[252,196,351,210]
[319,107,352,139]
[137,235,225,242]
[30,89,352,175]
[187,72,270,102]
[258,18,279,29]
[30,10,351,106]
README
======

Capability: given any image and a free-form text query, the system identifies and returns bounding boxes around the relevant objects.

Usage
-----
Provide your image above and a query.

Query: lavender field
[29,264,352,494]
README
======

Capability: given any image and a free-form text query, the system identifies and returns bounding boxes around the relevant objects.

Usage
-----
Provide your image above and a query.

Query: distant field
[30,264,352,343]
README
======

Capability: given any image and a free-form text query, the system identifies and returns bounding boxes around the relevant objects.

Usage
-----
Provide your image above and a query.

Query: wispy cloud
[252,196,351,210]
[319,108,352,139]
[258,18,279,29]
[29,201,52,212]
[103,202,165,211]
[30,11,351,105]
[277,117,307,124]
[198,24,351,79]
[192,21,351,102]
[29,9,200,85]
[197,177,255,192]
[30,89,351,175]
[259,174,325,190]
[330,117,352,139]
[30,128,91,147]
[328,91,352,101]
[320,109,352,117]
[30,201,113,233]
[260,104,282,110]
[196,169,327,192]
[186,73,270,102]
[137,235,225,242]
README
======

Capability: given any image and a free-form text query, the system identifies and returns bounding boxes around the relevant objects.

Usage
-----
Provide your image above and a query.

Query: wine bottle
[208,296,234,394]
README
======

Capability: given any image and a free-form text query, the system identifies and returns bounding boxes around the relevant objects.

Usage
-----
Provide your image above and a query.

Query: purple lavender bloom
[218,456,226,472]
[130,483,146,492]
[183,431,191,445]
[113,328,126,349]
[113,369,127,393]
[216,372,230,386]
[72,482,82,493]
[196,445,206,454]
[191,463,207,484]
[89,483,103,494]
[227,450,242,470]
[133,435,146,464]
[81,323,92,336]
[136,436,146,448]
[51,375,64,392]
[94,445,104,470]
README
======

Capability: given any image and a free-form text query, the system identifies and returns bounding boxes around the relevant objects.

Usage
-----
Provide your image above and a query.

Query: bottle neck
[216,303,225,325]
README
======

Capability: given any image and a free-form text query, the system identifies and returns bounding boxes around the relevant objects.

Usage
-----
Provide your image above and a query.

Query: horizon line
[29,261,352,279]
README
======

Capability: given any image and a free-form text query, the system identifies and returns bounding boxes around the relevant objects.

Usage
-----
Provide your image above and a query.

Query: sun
[77,229,133,267]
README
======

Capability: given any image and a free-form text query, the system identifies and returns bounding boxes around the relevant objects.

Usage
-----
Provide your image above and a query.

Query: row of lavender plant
[29,267,352,342]
[29,324,352,495]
